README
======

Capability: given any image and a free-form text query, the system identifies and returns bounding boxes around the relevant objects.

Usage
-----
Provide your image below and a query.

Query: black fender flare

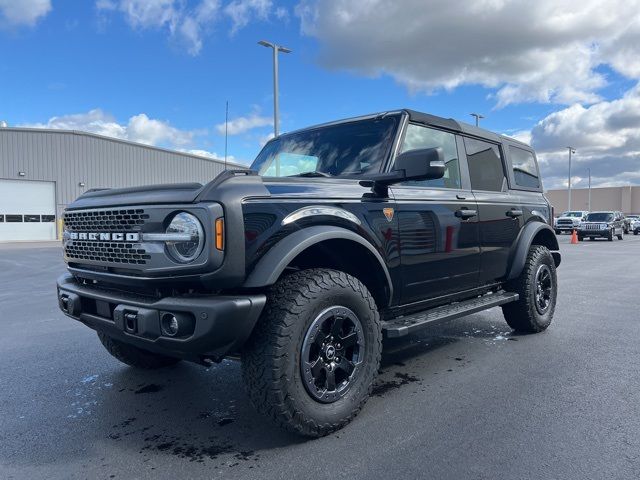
[243,225,393,301]
[506,221,560,281]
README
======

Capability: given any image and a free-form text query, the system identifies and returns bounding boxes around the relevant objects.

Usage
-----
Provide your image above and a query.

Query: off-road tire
[607,229,614,241]
[242,268,382,437]
[502,245,557,333]
[97,332,181,369]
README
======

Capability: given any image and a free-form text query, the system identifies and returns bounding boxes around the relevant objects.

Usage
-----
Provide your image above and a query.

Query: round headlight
[165,212,204,263]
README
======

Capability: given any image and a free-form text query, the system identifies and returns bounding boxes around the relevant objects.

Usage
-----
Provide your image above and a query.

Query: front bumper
[56,274,266,362]
[578,229,609,237]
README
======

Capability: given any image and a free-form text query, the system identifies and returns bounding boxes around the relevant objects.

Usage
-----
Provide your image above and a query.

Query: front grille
[583,223,604,230]
[64,208,152,265]
[63,209,149,232]
[557,219,574,225]
[65,241,150,265]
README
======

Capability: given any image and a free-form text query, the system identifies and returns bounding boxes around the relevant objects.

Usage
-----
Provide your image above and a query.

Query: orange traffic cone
[570,229,579,244]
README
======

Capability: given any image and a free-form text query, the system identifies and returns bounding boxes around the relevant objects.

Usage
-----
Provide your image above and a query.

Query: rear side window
[510,146,540,188]
[464,138,506,192]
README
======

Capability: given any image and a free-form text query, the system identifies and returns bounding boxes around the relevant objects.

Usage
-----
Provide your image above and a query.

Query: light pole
[470,113,484,127]
[587,167,591,212]
[258,40,292,137]
[566,147,576,211]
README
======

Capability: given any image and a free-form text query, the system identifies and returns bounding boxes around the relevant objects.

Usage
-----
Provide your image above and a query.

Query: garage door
[0,179,57,241]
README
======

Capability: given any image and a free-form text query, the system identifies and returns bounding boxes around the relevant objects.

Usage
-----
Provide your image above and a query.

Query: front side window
[464,138,507,192]
[398,124,461,189]
[251,116,399,177]
[510,146,540,189]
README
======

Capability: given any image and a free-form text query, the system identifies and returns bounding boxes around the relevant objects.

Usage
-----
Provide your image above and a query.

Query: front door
[391,124,481,304]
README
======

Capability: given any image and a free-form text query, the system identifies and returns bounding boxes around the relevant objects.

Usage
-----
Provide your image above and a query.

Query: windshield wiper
[289,171,333,178]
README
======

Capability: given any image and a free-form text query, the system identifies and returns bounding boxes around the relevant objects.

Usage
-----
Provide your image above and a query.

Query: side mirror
[359,147,446,196]
[393,147,446,182]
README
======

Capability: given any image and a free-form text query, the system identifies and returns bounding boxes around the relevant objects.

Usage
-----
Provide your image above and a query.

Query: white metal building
[0,127,240,242]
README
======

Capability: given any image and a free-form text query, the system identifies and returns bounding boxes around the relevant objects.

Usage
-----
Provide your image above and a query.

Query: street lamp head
[258,40,274,48]
[277,46,292,54]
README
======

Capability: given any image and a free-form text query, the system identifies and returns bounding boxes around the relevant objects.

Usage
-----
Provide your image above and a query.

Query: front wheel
[617,230,624,240]
[608,229,614,241]
[242,268,382,437]
[502,245,557,333]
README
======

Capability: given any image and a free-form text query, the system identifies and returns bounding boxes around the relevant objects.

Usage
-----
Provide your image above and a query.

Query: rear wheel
[242,268,382,437]
[97,332,181,369]
[502,245,557,333]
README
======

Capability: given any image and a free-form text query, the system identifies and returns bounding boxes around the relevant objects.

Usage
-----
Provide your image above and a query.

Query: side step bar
[382,291,519,338]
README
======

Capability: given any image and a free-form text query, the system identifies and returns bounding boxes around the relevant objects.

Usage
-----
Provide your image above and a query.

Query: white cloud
[525,83,640,189]
[215,112,273,135]
[97,0,221,55]
[0,0,51,26]
[224,0,272,34]
[297,0,640,107]
[22,108,195,147]
[97,0,282,54]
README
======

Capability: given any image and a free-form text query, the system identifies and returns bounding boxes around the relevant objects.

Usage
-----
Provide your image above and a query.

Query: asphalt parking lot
[1,235,640,480]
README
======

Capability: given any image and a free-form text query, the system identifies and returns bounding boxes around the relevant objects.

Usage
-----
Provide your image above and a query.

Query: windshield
[250,116,399,177]
[585,213,613,222]
[627,215,639,219]
[561,211,583,217]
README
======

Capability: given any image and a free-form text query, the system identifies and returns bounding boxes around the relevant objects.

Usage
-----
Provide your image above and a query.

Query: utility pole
[566,147,576,211]
[224,100,229,170]
[258,40,292,137]
[588,168,591,212]
[470,113,484,127]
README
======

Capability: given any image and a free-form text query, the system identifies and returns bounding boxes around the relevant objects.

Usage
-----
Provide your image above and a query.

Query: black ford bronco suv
[57,109,561,437]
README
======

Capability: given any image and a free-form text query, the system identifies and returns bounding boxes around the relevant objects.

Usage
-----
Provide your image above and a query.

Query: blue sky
[1,0,640,189]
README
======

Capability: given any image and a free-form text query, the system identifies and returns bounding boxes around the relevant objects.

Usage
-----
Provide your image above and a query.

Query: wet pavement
[1,235,639,479]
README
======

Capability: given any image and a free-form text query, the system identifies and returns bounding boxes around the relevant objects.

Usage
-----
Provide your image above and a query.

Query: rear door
[391,124,480,304]
[463,137,522,284]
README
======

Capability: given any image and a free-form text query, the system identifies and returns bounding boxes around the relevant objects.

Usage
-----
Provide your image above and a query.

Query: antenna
[224,100,228,170]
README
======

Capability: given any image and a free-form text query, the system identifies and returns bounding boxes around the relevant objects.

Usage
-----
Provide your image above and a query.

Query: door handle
[506,209,523,218]
[456,194,467,200]
[455,209,477,219]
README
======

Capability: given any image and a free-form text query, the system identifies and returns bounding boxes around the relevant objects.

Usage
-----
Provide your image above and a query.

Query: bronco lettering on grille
[68,232,140,242]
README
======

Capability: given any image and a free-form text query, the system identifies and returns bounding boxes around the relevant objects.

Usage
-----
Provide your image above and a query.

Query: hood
[67,182,205,210]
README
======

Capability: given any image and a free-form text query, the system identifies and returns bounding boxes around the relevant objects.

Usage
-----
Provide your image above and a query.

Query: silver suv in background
[554,210,589,234]
[577,211,625,241]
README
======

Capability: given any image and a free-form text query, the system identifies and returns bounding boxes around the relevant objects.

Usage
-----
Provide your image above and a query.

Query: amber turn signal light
[215,217,224,250]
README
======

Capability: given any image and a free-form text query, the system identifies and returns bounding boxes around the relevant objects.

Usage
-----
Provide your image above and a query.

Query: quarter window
[464,138,506,192]
[510,146,540,188]
[398,124,461,189]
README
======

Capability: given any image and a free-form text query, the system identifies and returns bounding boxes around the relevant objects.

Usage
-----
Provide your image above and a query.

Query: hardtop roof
[276,109,531,148]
